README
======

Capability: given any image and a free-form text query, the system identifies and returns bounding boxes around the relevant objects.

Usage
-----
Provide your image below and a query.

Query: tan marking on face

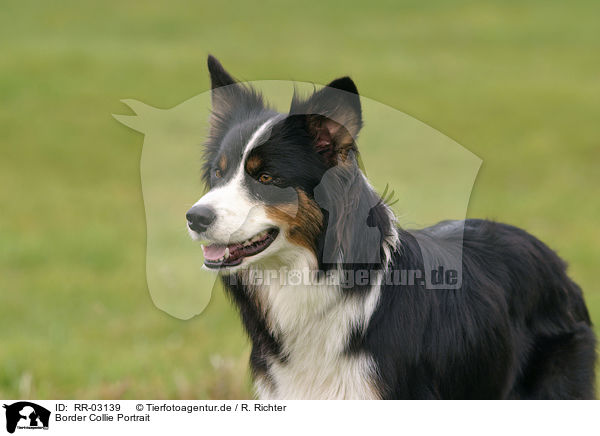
[245,154,263,174]
[266,189,323,252]
[218,154,227,172]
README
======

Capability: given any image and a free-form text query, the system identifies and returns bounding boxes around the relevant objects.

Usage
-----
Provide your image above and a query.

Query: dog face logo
[3,402,50,434]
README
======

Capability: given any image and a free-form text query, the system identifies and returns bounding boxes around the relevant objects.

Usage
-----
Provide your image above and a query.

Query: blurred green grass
[1,0,598,398]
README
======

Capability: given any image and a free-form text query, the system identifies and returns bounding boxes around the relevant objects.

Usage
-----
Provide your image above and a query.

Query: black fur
[201,56,596,399]
[364,220,596,399]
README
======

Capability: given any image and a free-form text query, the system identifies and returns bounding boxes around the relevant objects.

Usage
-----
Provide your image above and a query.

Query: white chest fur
[247,258,382,400]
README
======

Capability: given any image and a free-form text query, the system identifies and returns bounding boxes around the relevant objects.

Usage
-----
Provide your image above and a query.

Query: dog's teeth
[224,247,230,259]
[239,230,271,248]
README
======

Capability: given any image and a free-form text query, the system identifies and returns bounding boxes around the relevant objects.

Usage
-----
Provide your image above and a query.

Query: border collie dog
[186,56,596,399]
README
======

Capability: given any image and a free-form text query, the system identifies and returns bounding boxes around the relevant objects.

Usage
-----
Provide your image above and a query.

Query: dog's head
[187,56,394,273]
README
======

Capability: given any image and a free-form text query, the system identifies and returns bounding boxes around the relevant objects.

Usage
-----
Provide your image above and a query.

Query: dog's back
[362,219,596,399]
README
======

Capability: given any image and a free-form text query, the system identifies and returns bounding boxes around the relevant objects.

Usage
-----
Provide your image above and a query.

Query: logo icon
[3,402,50,434]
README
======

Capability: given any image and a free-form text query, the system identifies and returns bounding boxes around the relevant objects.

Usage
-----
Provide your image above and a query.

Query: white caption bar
[1,400,596,436]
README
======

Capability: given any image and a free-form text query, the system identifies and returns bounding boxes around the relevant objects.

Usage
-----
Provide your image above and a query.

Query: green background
[1,0,598,398]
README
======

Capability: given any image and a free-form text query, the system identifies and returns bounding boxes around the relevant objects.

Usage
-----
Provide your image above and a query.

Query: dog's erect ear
[206,55,263,120]
[203,56,264,185]
[290,77,362,166]
[207,55,236,89]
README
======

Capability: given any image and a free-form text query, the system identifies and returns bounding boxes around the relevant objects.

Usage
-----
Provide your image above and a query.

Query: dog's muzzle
[186,205,216,233]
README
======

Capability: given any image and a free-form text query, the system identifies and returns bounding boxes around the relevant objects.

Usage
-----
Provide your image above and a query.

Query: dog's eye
[214,169,222,178]
[258,173,273,184]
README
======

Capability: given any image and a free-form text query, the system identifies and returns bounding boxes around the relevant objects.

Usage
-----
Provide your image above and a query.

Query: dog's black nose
[186,205,216,233]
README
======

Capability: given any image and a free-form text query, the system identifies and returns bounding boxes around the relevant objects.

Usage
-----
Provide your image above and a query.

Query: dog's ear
[207,54,236,89]
[290,77,362,166]
[206,55,263,120]
[203,56,264,186]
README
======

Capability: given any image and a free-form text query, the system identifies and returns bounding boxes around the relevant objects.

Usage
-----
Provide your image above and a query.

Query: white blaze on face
[188,116,280,244]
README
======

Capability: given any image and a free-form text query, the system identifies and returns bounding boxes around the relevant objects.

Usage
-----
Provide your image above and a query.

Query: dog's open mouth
[202,228,279,268]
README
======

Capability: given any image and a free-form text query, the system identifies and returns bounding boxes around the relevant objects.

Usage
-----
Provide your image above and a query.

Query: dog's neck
[232,249,387,399]
[237,237,395,337]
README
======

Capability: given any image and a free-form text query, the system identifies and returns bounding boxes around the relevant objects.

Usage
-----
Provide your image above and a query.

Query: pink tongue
[203,244,227,261]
